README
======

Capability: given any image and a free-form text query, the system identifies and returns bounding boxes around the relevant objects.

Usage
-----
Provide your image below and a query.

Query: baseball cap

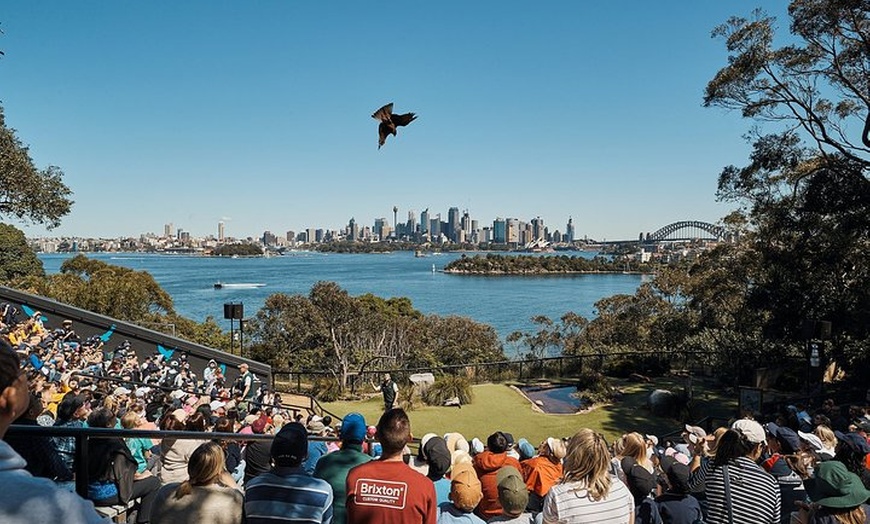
[496,466,528,516]
[271,422,308,466]
[449,463,482,512]
[340,413,366,444]
[732,419,766,444]
[684,425,708,444]
[546,437,566,460]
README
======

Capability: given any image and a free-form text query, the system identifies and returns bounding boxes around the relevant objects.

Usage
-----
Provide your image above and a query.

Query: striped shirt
[693,456,780,524]
[542,474,634,523]
[244,468,334,524]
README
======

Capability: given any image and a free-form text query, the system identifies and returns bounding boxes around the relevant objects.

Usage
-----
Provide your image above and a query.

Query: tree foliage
[0,223,45,283]
[508,2,870,382]
[246,282,504,392]
[0,107,73,229]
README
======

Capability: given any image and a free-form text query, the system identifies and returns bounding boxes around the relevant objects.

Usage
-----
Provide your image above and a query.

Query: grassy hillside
[320,378,736,445]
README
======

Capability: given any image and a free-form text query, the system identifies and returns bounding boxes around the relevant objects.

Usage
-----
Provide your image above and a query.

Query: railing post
[74,433,89,499]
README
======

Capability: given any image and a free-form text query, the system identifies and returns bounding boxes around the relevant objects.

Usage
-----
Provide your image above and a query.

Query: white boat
[214,282,266,289]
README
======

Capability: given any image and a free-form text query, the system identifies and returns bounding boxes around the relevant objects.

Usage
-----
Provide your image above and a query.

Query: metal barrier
[4,424,351,499]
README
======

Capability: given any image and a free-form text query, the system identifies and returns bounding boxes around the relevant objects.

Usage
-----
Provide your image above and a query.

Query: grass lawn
[320,377,737,445]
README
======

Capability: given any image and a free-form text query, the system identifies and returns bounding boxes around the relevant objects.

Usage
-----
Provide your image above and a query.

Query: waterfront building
[448,207,461,243]
[531,217,545,241]
[374,218,387,240]
[493,218,506,244]
[420,209,430,235]
[164,223,173,238]
[506,218,520,245]
[218,221,225,242]
[565,217,575,243]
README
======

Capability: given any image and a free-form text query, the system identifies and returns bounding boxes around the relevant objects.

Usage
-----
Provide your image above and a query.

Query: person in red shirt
[346,408,436,524]
[473,431,523,520]
[520,437,566,513]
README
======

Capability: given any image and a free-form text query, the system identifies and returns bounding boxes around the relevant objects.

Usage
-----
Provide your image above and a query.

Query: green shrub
[422,375,474,406]
[308,377,341,402]
[575,370,616,405]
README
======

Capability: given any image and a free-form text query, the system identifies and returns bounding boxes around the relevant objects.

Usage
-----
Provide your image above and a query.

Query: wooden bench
[94,498,139,523]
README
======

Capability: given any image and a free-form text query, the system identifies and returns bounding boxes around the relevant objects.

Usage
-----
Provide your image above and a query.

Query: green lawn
[320,378,737,445]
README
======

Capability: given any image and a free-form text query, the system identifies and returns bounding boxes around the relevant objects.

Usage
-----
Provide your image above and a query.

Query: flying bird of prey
[372,103,417,149]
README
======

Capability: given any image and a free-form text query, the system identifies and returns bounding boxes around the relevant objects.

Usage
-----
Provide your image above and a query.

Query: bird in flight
[372,103,417,149]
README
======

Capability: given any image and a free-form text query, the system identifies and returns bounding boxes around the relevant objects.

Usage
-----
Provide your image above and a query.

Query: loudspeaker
[818,321,831,340]
[223,303,244,320]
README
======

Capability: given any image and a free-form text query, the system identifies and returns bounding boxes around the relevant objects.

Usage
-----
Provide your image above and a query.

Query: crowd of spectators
[2,306,870,524]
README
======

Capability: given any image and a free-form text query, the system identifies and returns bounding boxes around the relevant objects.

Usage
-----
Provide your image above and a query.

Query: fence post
[518,361,523,380]
[558,357,563,377]
[297,373,301,392]
[74,434,89,498]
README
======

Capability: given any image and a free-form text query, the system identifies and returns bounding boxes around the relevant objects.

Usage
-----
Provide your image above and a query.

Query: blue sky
[2,1,790,241]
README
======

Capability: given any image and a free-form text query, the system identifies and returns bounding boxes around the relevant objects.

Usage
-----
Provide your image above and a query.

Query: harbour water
[38,251,643,346]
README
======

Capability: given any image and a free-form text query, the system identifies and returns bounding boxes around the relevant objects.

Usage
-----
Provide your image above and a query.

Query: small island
[443,254,651,275]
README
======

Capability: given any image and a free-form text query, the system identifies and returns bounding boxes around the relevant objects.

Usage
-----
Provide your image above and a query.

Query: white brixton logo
[354,479,408,509]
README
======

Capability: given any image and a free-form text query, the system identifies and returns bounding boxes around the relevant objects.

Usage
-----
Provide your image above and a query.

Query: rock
[409,373,435,392]
[648,389,678,417]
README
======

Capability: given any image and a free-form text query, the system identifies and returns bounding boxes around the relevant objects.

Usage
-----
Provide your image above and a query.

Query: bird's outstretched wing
[391,112,417,127]
[378,122,395,149]
[372,103,393,122]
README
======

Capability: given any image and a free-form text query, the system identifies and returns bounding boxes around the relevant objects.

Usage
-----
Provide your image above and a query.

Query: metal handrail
[5,424,347,499]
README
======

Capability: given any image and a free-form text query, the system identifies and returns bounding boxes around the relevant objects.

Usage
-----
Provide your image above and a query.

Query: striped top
[244,469,334,524]
[694,456,780,524]
[541,474,634,524]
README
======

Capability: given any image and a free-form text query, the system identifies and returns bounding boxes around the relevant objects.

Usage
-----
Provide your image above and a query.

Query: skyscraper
[565,217,575,243]
[218,221,225,241]
[493,218,506,243]
[420,209,430,235]
[531,217,545,240]
[448,207,460,242]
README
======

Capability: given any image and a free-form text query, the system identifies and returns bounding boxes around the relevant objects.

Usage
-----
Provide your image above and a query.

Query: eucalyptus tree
[0,106,73,229]
[703,0,870,370]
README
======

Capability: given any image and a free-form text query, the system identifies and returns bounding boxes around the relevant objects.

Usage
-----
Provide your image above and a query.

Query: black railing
[5,424,360,499]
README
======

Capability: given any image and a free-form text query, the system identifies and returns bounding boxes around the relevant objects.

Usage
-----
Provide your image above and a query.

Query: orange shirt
[521,456,563,497]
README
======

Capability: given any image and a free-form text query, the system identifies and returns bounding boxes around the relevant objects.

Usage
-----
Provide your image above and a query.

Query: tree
[0,223,45,283]
[0,106,73,229]
[702,0,870,372]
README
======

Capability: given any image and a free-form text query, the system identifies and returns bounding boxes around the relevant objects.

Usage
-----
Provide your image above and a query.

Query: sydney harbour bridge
[587,220,729,245]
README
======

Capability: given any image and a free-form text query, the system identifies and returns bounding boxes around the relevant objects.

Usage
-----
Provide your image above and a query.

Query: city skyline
[2,2,787,240]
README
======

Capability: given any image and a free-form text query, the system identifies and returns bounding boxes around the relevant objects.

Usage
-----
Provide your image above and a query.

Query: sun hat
[805,461,870,508]
[444,432,470,454]
[209,400,226,411]
[451,449,472,468]
[418,433,438,458]
[113,386,131,396]
[470,438,484,454]
[732,419,766,444]
[496,466,528,516]
[546,437,567,460]
[449,463,483,512]
[306,419,326,435]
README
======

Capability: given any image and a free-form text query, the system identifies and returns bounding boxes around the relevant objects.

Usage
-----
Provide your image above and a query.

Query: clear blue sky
[2,1,789,241]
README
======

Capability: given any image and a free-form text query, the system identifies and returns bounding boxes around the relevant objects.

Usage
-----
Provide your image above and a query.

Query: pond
[519,385,588,414]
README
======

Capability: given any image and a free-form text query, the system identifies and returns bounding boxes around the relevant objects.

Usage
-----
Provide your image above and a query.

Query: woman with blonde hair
[543,428,634,523]
[150,441,243,524]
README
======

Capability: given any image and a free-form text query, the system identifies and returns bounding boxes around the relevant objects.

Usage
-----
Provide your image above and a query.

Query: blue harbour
[39,252,643,346]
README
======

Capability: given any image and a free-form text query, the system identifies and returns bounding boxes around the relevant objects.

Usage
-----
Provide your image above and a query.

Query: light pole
[393,206,398,239]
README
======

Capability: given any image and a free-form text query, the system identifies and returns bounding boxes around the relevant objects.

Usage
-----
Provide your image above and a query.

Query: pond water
[520,385,587,414]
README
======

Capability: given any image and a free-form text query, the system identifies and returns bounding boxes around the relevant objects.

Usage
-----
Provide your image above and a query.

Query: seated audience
[543,428,634,523]
[86,407,161,524]
[491,465,534,523]
[474,431,523,520]
[244,422,334,524]
[438,462,485,524]
[150,441,243,524]
[313,413,371,524]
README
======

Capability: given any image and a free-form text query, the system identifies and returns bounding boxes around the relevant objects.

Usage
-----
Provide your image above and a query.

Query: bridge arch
[647,220,726,242]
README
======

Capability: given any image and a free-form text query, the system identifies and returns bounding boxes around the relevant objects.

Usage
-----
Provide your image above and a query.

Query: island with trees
[443,254,652,275]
